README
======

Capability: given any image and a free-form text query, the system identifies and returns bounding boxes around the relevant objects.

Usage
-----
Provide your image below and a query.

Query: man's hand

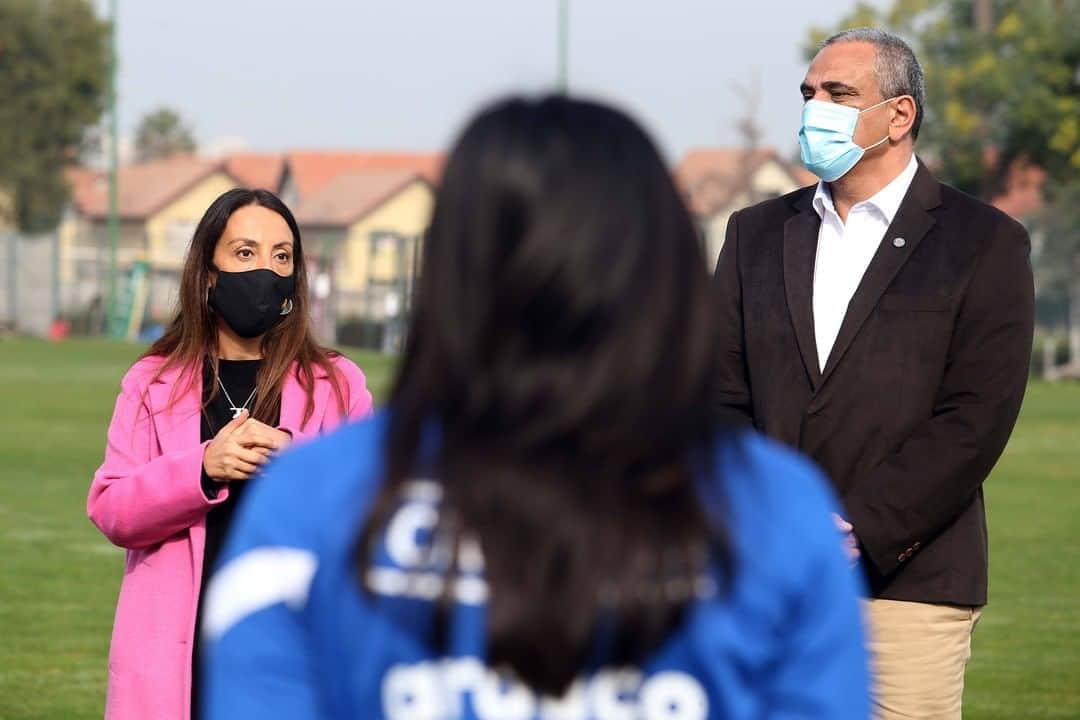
[832,512,860,566]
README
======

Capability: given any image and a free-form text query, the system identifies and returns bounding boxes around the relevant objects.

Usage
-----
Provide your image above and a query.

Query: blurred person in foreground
[88,188,373,720]
[713,28,1034,719]
[201,96,869,720]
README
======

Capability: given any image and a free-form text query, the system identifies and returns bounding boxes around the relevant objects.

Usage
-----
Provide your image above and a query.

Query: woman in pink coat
[88,188,373,720]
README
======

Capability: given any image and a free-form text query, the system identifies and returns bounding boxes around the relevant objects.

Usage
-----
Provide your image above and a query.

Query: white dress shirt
[811,155,919,371]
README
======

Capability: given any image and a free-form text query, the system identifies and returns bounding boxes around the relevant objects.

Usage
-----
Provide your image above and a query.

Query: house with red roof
[60,155,243,323]
[58,149,441,344]
[675,147,816,268]
[293,164,435,344]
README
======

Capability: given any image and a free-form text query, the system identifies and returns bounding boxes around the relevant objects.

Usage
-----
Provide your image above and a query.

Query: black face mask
[209,269,296,338]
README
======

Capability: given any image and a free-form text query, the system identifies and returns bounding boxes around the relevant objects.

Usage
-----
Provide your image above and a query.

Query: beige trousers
[862,599,983,720]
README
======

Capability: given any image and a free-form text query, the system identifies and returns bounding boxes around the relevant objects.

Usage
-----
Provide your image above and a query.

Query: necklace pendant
[231,407,244,419]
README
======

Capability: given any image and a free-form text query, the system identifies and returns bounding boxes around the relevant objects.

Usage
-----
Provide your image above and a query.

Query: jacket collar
[146,359,332,452]
[782,158,942,392]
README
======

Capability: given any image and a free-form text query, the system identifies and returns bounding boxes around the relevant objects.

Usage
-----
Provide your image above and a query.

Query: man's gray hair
[824,27,925,140]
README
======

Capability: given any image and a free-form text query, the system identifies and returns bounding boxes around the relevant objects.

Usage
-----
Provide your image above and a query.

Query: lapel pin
[893,237,906,248]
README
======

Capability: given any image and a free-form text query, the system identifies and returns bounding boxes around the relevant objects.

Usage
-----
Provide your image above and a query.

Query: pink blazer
[88,353,372,720]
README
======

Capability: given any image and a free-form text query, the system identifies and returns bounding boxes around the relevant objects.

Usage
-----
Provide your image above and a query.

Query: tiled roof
[294,168,427,227]
[675,147,811,217]
[224,152,285,191]
[285,151,443,200]
[65,155,225,220]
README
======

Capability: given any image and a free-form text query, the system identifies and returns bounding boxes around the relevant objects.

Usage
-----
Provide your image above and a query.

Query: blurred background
[0,1,1077,718]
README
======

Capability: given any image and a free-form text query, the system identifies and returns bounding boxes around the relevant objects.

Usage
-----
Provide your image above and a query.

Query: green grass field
[1,338,1077,719]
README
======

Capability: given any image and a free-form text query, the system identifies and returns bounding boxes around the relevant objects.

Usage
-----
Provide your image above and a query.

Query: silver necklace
[217,376,257,419]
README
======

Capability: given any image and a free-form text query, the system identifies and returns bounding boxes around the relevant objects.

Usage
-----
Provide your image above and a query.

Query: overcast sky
[100,0,882,163]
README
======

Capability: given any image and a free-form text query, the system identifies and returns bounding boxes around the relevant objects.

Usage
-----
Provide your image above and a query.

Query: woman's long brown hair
[144,188,346,425]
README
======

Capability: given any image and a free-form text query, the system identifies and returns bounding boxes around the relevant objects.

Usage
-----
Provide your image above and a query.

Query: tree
[804,0,1079,200]
[0,0,110,232]
[732,69,768,206]
[134,107,196,163]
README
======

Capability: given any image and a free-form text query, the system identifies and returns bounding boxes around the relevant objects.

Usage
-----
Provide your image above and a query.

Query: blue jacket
[203,413,869,719]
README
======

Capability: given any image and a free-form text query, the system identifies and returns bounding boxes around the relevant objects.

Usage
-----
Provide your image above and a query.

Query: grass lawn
[0,337,1077,718]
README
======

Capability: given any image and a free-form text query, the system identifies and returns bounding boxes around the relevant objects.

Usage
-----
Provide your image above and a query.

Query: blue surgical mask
[799,98,893,182]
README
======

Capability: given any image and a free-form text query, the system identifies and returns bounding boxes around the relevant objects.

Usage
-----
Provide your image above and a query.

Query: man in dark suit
[713,27,1034,720]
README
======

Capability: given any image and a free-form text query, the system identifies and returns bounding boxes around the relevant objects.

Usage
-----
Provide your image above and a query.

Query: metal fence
[1,227,421,350]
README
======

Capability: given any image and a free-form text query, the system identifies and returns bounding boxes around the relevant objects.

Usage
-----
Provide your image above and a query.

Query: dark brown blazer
[713,160,1034,605]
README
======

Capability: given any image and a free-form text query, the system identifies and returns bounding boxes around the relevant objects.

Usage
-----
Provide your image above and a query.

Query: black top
[192,358,277,718]
[199,358,273,580]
